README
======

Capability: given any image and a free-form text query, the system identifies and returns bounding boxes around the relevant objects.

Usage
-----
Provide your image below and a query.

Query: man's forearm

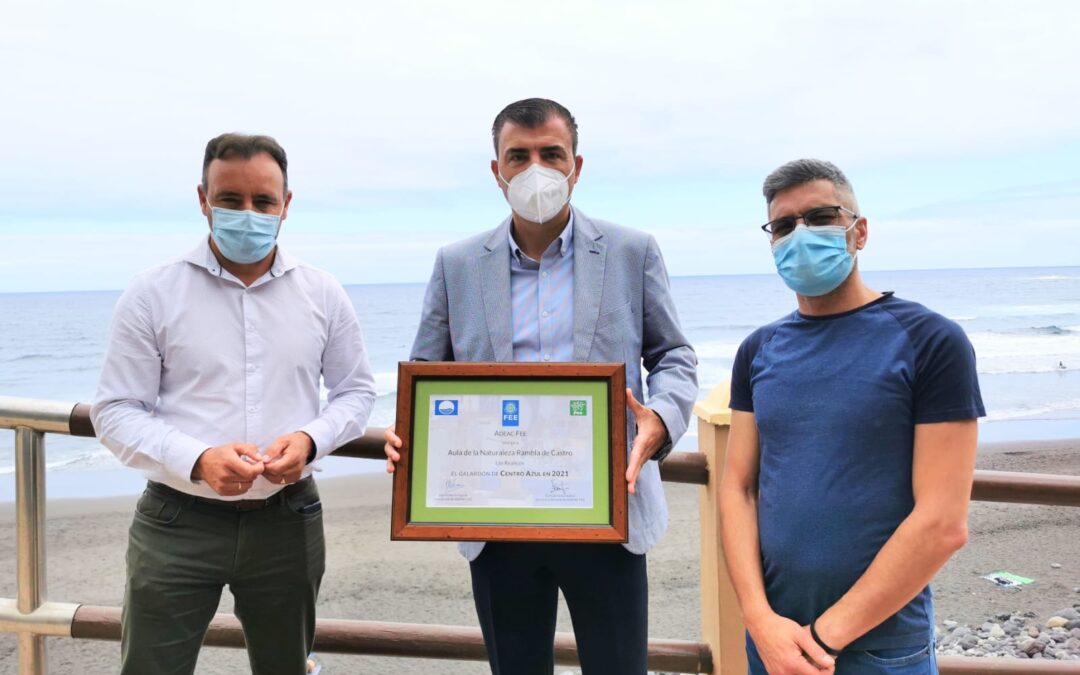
[815,508,967,649]
[300,387,376,462]
[719,482,772,625]
[91,399,210,482]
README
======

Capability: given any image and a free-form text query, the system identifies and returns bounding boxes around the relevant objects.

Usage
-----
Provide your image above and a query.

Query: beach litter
[982,571,1035,589]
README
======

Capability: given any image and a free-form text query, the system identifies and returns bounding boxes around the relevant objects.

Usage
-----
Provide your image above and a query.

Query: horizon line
[1,263,1077,296]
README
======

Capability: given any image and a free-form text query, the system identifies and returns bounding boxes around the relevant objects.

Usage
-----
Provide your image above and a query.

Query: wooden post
[694,384,746,675]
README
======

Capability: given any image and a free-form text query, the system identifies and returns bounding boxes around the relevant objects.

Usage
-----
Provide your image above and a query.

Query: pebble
[960,635,980,650]
[1051,562,1063,569]
[936,606,1080,660]
[1019,637,1043,655]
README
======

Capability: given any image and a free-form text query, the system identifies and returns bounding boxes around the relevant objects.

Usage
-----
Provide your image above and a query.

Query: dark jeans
[121,479,325,675]
[747,635,937,674]
[470,542,648,675]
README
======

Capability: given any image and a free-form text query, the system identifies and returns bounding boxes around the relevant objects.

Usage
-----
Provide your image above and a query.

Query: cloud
[2,0,1078,218]
[2,0,1078,291]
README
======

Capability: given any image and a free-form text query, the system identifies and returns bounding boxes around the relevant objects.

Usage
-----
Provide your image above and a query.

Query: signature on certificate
[549,480,569,496]
[443,478,466,493]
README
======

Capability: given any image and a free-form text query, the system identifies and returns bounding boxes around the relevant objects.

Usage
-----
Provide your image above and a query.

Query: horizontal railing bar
[68,403,95,437]
[970,469,1080,506]
[50,603,1080,673]
[37,403,1080,505]
[0,397,75,434]
[660,451,709,484]
[0,599,78,636]
[70,605,712,672]
[3,397,1078,673]
[330,427,391,460]
[939,655,1080,673]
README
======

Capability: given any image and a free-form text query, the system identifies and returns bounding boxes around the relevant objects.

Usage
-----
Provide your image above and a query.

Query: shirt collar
[507,210,575,262]
[182,236,297,280]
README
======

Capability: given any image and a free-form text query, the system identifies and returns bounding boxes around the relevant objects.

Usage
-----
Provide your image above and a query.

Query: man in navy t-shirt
[720,159,984,675]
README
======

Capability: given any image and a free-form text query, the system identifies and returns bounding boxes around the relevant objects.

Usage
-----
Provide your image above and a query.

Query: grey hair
[762,158,858,211]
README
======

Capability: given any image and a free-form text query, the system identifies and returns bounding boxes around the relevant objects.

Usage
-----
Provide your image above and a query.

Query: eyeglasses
[760,205,859,239]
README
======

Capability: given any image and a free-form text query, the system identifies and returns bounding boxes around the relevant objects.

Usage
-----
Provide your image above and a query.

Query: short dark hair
[491,98,579,156]
[202,133,288,192]
[762,158,857,209]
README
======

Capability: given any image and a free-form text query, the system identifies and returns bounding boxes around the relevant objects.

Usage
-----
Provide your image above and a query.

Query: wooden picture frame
[390,362,628,543]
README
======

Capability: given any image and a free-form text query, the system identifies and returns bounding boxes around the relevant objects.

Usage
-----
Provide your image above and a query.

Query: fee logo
[501,400,520,427]
[434,400,458,416]
[569,400,587,416]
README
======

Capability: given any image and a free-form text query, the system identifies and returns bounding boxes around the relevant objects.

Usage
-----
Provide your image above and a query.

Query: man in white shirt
[91,132,377,675]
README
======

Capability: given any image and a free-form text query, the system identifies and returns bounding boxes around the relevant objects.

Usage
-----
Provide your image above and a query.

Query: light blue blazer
[410,207,698,560]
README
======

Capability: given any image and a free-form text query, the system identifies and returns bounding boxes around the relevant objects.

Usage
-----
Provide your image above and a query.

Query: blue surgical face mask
[207,201,284,264]
[771,222,857,297]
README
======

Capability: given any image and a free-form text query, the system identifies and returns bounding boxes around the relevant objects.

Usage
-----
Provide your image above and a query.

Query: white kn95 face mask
[499,163,574,224]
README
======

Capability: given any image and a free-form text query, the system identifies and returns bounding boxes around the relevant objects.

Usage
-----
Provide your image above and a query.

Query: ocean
[1,266,1078,500]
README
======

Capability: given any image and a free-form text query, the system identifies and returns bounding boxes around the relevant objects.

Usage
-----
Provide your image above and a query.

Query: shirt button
[543,354,551,362]
[542,310,549,318]
[248,406,258,413]
[542,271,549,278]
[247,364,256,372]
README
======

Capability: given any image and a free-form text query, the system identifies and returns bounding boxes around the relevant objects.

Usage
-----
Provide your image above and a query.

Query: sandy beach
[1,438,1077,674]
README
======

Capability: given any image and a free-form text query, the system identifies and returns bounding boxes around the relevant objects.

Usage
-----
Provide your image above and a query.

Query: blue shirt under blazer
[410,207,699,561]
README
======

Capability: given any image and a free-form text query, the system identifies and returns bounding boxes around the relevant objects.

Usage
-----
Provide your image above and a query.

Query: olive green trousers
[120,479,325,675]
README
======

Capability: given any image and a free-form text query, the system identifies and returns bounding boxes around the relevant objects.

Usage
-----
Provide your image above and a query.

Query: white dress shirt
[91,238,377,499]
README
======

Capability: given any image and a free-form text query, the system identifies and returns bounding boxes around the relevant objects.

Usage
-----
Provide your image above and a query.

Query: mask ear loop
[203,190,216,226]
[274,198,287,237]
[552,162,576,222]
[846,216,861,264]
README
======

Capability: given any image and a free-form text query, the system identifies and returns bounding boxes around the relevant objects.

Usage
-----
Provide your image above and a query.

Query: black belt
[148,476,313,512]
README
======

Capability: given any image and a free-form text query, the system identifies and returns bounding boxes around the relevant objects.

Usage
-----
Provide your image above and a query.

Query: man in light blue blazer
[385,98,697,675]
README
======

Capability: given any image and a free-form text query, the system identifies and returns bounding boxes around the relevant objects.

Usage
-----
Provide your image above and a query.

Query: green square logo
[569,400,587,416]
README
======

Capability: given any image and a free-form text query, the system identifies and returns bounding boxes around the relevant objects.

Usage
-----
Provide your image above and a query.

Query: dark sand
[1,439,1077,674]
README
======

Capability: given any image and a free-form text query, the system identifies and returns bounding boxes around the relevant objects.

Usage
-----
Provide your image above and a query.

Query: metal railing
[3,391,1080,674]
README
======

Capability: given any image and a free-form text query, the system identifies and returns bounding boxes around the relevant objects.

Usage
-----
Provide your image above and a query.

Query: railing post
[694,384,745,675]
[14,426,48,675]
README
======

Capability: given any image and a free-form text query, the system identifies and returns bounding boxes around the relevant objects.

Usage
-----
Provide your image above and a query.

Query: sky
[1,0,1079,293]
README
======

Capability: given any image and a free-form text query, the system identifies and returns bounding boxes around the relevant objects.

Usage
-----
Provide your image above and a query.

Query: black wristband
[810,620,842,656]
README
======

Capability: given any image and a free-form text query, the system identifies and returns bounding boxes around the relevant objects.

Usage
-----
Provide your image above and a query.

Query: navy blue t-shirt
[730,293,984,650]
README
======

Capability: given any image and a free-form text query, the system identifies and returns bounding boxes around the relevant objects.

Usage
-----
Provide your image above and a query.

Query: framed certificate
[390,362,628,543]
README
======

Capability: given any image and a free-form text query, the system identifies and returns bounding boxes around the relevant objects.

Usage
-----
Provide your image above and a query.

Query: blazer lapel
[572,208,606,360]
[479,219,515,362]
